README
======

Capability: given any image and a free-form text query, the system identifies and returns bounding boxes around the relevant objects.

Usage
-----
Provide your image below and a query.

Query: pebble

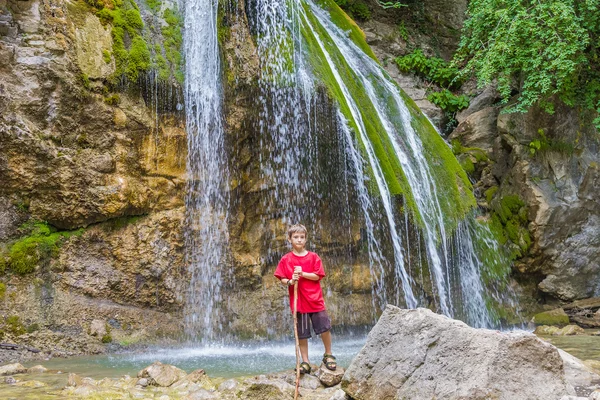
[137,377,149,387]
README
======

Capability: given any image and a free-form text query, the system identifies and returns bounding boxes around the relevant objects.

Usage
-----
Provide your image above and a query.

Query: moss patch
[0,222,83,275]
[487,193,532,260]
[532,309,570,327]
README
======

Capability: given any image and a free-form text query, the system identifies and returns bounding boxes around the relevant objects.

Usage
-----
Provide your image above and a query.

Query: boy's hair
[287,224,308,238]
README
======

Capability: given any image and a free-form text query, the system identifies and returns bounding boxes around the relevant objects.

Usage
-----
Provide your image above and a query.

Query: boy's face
[288,232,307,251]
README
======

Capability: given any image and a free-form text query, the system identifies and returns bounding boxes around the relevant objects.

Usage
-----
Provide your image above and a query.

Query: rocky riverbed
[1,306,600,400]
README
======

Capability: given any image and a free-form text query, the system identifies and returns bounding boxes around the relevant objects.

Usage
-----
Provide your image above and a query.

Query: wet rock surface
[343,306,574,400]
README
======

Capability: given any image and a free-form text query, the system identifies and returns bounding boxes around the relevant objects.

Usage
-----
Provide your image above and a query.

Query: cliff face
[0,0,186,357]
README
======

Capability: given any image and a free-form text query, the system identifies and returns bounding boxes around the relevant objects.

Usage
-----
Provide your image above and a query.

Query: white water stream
[183,0,231,341]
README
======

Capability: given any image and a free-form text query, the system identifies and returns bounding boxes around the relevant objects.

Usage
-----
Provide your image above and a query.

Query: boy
[274,224,337,374]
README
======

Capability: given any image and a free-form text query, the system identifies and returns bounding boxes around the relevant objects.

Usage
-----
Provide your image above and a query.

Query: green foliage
[101,334,113,343]
[26,323,40,333]
[0,282,5,298]
[528,128,575,156]
[378,0,406,9]
[80,73,91,90]
[488,194,531,260]
[456,0,600,128]
[127,36,151,80]
[96,0,151,82]
[161,8,184,83]
[104,93,121,105]
[396,49,463,89]
[484,186,498,203]
[6,315,26,336]
[102,49,112,64]
[0,222,83,275]
[427,89,470,113]
[146,0,161,12]
[397,21,408,42]
[333,0,371,21]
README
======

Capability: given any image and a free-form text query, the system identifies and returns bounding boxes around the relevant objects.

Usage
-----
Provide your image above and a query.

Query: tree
[455,0,600,126]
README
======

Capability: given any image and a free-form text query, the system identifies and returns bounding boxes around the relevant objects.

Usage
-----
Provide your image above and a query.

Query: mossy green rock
[532,308,570,326]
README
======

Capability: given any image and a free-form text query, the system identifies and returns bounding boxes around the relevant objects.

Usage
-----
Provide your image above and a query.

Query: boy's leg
[296,313,312,364]
[299,338,309,363]
[320,330,332,355]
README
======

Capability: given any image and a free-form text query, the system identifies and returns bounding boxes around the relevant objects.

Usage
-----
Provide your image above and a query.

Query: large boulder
[342,306,572,400]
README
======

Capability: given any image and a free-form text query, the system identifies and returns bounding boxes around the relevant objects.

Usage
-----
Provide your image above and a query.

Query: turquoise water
[23,336,367,380]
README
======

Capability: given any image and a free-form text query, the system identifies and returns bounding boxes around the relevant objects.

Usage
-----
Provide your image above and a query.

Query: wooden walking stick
[293,281,300,400]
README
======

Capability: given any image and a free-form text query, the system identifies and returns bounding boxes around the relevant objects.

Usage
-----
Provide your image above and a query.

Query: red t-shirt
[274,251,326,313]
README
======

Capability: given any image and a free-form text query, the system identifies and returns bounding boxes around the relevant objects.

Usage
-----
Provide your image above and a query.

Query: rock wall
[0,0,186,356]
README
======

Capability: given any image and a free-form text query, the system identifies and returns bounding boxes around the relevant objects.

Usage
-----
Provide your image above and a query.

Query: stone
[241,377,295,399]
[449,107,499,154]
[534,325,560,335]
[72,384,100,396]
[184,389,219,399]
[456,86,500,123]
[89,319,107,337]
[218,378,238,391]
[343,306,570,400]
[137,377,149,387]
[557,349,600,389]
[297,373,322,390]
[75,14,115,79]
[590,390,600,400]
[137,361,187,387]
[158,395,171,400]
[0,363,26,375]
[554,325,585,336]
[5,376,16,384]
[27,365,47,373]
[328,389,350,400]
[114,108,127,126]
[15,380,46,387]
[315,364,345,387]
[532,308,570,326]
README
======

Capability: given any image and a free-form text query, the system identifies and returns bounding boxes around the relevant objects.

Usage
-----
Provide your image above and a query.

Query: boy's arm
[293,266,320,281]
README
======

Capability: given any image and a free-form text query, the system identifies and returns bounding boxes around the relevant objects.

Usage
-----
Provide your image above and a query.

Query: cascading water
[182,0,519,340]
[182,0,231,341]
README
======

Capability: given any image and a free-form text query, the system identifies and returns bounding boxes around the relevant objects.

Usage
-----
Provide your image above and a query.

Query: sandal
[295,362,311,374]
[323,353,337,371]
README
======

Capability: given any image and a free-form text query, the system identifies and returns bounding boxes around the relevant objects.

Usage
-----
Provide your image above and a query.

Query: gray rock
[328,389,350,400]
[0,363,26,376]
[449,107,499,154]
[218,378,238,391]
[89,319,107,337]
[184,389,219,399]
[589,390,600,400]
[27,365,47,373]
[5,376,16,384]
[315,364,344,387]
[137,361,187,387]
[136,377,149,387]
[456,86,500,124]
[343,306,571,400]
[557,349,600,389]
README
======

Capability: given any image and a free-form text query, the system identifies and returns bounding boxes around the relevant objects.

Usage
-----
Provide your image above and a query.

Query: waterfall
[182,0,231,341]
[182,0,519,338]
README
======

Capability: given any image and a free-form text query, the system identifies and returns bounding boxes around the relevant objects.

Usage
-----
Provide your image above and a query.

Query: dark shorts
[296,310,331,339]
